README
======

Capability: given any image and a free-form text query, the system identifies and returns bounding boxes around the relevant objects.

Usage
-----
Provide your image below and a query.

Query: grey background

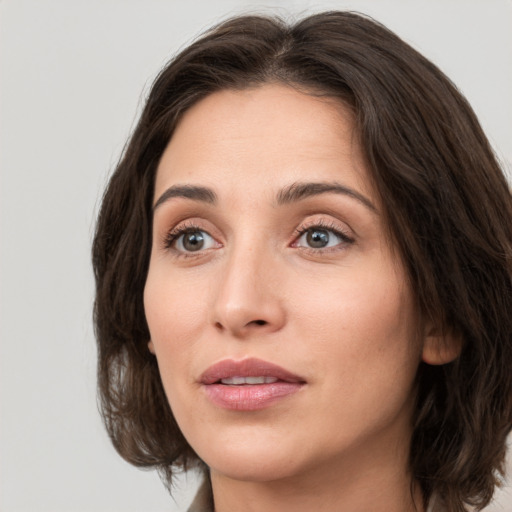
[1,0,511,510]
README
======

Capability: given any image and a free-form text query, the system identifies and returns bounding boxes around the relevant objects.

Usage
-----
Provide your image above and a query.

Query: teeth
[220,376,278,385]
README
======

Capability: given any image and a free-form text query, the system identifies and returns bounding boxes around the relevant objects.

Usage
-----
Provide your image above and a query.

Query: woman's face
[144,84,423,484]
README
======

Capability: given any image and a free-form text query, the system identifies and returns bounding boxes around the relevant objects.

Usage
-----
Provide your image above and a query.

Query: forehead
[154,84,373,203]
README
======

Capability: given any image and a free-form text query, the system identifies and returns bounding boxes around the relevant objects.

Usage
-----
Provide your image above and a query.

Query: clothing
[187,478,214,512]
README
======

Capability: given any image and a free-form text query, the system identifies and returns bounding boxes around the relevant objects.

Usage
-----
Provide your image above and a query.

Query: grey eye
[297,228,343,249]
[307,229,329,248]
[176,230,215,252]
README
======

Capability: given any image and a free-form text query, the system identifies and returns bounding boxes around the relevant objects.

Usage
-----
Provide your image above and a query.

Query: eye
[294,225,353,250]
[167,228,217,253]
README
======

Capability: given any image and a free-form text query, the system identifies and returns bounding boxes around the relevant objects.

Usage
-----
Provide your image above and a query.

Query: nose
[211,241,286,338]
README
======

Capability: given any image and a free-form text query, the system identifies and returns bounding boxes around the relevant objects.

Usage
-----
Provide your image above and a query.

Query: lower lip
[203,382,303,411]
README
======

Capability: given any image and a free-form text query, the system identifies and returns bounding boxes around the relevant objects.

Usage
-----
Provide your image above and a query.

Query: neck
[211,470,423,512]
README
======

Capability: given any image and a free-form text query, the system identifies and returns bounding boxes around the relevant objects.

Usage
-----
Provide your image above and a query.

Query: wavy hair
[92,11,512,511]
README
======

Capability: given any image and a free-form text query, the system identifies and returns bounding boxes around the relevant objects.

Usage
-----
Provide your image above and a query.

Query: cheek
[293,260,419,378]
[290,267,420,446]
[145,264,206,339]
[143,264,212,384]
[143,266,209,434]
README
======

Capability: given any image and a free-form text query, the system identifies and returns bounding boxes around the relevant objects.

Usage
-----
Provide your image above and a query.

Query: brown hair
[92,11,512,511]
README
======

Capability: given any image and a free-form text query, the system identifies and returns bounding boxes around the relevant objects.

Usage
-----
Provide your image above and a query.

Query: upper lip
[200,357,305,385]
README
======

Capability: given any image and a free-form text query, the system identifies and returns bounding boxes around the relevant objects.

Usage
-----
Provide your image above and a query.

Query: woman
[92,11,512,512]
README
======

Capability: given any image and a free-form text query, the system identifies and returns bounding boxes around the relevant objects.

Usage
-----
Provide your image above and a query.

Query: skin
[144,84,450,511]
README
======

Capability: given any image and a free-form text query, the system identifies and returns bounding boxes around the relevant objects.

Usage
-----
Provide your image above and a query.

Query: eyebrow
[153,185,217,211]
[153,181,377,213]
[276,181,377,212]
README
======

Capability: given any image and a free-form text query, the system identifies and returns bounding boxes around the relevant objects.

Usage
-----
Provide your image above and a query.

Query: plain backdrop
[1,0,511,511]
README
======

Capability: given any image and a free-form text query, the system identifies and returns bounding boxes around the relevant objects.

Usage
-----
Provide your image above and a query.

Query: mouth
[200,358,306,411]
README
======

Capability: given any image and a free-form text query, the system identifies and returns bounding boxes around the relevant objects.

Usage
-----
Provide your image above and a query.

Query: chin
[193,431,308,483]
[209,456,301,483]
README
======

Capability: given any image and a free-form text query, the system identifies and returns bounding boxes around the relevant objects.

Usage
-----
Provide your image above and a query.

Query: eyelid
[293,217,354,240]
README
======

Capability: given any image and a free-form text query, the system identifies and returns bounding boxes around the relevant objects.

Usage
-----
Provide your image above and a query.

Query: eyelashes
[161,218,355,258]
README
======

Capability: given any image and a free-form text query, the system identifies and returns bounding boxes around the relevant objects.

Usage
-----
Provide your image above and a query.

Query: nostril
[253,320,267,326]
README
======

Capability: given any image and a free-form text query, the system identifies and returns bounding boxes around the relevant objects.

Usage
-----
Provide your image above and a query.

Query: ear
[148,340,156,354]
[421,324,462,365]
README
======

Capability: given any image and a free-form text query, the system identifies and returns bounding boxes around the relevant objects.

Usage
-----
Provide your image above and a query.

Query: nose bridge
[212,232,284,336]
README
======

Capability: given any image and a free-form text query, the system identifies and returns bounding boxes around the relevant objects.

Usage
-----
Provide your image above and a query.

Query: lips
[200,358,305,411]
